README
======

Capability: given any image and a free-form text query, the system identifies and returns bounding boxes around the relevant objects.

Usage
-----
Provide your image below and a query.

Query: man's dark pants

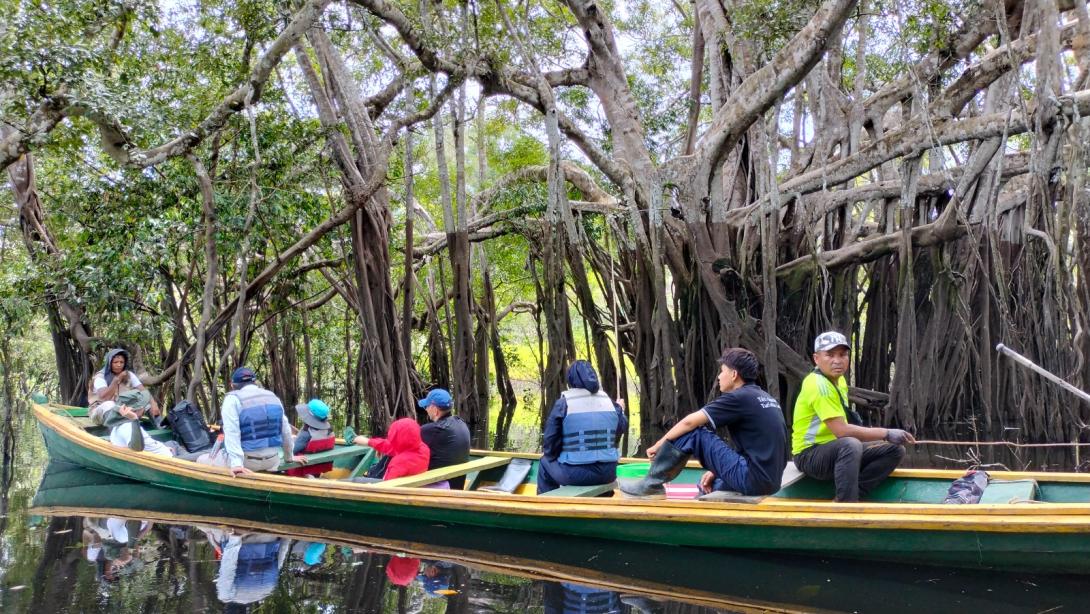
[537,458,617,494]
[794,437,905,502]
[671,428,757,495]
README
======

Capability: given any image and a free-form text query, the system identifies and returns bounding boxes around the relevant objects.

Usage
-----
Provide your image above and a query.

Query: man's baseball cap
[231,367,257,384]
[417,388,453,410]
[814,331,850,352]
[117,389,151,411]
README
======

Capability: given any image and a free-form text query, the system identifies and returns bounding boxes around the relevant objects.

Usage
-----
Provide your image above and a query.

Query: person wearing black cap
[792,331,915,502]
[197,367,307,475]
[417,388,471,489]
[620,348,786,499]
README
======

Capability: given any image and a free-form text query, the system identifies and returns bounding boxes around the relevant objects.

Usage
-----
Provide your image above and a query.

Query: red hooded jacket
[368,418,430,480]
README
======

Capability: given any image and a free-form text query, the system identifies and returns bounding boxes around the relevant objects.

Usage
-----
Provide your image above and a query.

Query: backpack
[167,400,215,453]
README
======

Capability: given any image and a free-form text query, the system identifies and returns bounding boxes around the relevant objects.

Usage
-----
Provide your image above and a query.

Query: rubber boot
[129,418,145,452]
[618,440,690,499]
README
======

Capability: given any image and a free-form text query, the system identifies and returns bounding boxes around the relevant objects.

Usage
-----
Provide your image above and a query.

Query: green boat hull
[36,409,1090,573]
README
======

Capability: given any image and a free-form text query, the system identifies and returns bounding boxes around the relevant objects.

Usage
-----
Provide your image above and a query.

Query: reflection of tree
[445,564,471,614]
[343,551,390,614]
[27,516,82,613]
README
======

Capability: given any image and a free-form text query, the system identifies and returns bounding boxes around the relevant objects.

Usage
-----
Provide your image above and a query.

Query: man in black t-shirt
[619,348,787,499]
[418,388,472,489]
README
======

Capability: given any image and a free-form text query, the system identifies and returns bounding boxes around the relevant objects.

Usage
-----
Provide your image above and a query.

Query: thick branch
[694,0,857,176]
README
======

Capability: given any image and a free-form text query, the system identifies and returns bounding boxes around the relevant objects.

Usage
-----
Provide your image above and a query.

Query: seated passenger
[103,390,175,457]
[202,528,290,608]
[353,418,430,480]
[537,360,627,495]
[89,348,159,425]
[418,388,471,489]
[197,367,306,475]
[293,399,334,455]
[620,348,787,499]
[792,331,915,502]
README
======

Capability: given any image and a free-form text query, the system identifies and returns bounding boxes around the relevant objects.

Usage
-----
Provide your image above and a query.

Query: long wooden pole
[995,343,1090,405]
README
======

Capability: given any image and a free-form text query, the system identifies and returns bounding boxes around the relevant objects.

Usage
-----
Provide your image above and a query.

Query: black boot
[619,440,690,499]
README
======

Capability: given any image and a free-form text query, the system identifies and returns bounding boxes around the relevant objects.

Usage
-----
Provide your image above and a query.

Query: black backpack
[167,400,215,453]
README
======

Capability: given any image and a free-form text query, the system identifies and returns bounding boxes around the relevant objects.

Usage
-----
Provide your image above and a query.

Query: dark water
[2,413,1090,613]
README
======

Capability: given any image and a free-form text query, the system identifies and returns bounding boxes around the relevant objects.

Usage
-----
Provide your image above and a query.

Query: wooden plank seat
[277,444,372,472]
[980,479,1039,504]
[373,457,511,488]
[540,482,617,497]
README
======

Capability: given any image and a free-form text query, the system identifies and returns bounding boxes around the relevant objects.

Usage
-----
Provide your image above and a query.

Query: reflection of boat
[31,463,1090,614]
[34,401,1090,573]
[31,463,803,613]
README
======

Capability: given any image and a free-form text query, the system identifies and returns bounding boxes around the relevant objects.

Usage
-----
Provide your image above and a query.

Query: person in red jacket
[353,418,430,480]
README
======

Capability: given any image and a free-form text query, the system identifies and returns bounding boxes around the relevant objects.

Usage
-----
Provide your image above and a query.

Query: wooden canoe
[33,401,1090,573]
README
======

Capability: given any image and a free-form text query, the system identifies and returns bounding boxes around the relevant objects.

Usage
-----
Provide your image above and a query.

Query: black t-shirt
[420,414,471,470]
[700,383,787,492]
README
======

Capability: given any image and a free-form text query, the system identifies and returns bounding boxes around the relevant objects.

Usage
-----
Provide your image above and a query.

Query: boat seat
[980,479,1038,504]
[540,482,617,497]
[697,462,801,503]
[780,461,804,489]
[478,458,533,493]
[697,490,765,504]
[374,457,511,488]
[277,444,372,472]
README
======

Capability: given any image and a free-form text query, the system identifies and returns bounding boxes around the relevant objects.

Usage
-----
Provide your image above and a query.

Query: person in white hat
[791,331,915,502]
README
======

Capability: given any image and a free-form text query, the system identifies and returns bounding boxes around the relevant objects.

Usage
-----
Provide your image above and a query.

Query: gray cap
[814,331,850,352]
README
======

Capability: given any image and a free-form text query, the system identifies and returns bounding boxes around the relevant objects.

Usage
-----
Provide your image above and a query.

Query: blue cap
[417,388,452,410]
[231,367,256,384]
[303,542,326,566]
[306,399,330,420]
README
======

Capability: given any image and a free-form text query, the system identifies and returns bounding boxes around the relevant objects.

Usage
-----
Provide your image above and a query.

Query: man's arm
[541,399,566,460]
[825,417,916,444]
[646,410,709,458]
[220,396,245,469]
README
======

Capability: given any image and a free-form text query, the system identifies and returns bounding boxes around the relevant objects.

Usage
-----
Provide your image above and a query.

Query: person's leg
[857,442,905,497]
[671,428,750,494]
[536,457,564,494]
[559,462,617,486]
[794,438,863,502]
[245,454,282,473]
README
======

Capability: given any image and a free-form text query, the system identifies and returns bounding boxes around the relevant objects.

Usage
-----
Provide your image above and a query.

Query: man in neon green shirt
[792,331,915,502]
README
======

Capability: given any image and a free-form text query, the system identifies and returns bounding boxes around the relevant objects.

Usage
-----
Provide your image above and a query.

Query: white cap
[814,331,850,352]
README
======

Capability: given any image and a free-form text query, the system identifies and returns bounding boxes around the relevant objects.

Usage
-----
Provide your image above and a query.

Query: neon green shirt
[791,372,849,455]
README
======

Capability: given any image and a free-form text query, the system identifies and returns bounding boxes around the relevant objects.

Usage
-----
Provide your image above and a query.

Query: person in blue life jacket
[197,367,307,476]
[537,360,628,495]
[203,528,290,610]
[542,580,622,614]
[619,347,787,499]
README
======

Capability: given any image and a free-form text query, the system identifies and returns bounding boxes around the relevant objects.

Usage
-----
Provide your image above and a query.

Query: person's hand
[112,371,128,388]
[292,455,309,465]
[699,471,715,493]
[149,405,161,418]
[118,405,138,420]
[353,435,370,447]
[646,440,662,459]
[616,398,625,410]
[885,428,916,445]
[230,465,253,477]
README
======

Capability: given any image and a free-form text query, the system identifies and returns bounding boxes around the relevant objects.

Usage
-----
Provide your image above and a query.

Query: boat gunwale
[33,402,1090,533]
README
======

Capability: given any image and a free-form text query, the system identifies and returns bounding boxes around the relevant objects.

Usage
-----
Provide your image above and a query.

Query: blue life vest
[559,582,621,614]
[229,386,284,451]
[559,389,619,465]
[234,538,281,594]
